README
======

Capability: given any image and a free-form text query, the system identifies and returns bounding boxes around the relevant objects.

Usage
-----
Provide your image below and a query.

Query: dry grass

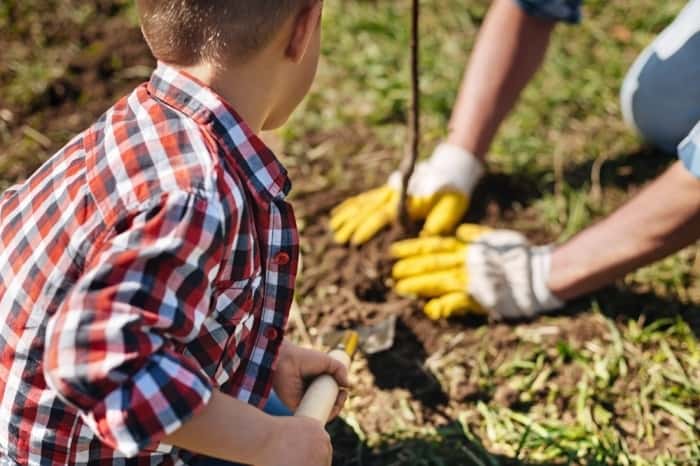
[1,0,699,464]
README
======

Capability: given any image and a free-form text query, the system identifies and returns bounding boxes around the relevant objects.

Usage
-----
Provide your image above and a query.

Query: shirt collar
[147,62,291,199]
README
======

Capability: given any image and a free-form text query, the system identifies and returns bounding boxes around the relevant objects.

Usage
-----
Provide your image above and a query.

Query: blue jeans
[620,0,700,154]
[517,0,700,156]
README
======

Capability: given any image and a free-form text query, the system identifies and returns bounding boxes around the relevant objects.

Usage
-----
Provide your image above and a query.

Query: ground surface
[1,1,699,465]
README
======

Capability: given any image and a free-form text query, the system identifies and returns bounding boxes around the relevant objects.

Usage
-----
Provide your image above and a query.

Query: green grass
[285,0,699,464]
[1,0,699,464]
[0,1,134,106]
[0,0,141,184]
[467,317,700,465]
[329,315,700,465]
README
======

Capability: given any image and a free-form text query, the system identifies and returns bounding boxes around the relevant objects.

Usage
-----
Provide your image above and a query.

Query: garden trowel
[295,316,397,423]
[320,314,397,355]
[290,295,396,424]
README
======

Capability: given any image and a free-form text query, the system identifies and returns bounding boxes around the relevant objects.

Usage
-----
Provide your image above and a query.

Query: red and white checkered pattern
[0,62,299,465]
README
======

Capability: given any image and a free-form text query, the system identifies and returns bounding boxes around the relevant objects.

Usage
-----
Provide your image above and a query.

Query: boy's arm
[44,190,226,457]
[162,390,333,465]
[163,391,275,463]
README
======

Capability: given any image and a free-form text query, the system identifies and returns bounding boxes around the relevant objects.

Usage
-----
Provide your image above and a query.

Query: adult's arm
[446,0,558,159]
[549,161,700,300]
[329,1,579,243]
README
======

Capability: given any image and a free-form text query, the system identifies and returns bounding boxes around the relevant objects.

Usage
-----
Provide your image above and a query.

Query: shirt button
[273,252,290,266]
[264,327,280,341]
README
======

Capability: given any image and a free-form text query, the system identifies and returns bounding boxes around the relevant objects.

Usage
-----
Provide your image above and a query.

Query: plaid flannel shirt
[0,62,299,465]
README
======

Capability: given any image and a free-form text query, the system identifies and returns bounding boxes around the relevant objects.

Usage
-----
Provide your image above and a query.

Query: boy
[0,1,347,465]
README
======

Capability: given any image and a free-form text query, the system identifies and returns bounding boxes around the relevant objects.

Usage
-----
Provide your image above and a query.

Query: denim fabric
[514,0,582,23]
[620,0,700,153]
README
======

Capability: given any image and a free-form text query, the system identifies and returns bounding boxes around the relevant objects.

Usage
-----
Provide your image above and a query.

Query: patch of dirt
[287,174,555,448]
[0,7,154,181]
[3,4,698,463]
[287,158,699,464]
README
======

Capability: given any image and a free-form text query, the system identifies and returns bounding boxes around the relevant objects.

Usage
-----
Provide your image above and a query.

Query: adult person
[331,0,700,319]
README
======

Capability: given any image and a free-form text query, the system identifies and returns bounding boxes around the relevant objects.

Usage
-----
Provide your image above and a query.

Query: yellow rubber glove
[390,224,490,319]
[330,144,483,245]
[330,187,469,245]
[390,224,564,321]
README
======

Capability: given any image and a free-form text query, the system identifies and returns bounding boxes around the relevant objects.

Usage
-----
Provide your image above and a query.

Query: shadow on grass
[468,146,674,222]
[468,172,543,223]
[596,286,700,339]
[330,418,553,466]
[563,146,674,192]
[549,285,700,339]
[365,318,449,410]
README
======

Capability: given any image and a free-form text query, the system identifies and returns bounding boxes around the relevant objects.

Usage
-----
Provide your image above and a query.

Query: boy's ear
[285,1,322,63]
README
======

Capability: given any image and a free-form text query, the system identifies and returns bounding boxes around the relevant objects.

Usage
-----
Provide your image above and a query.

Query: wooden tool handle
[294,349,350,423]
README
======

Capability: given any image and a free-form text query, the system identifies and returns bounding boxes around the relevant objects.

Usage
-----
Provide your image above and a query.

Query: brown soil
[3,7,698,465]
[0,6,155,181]
[289,161,700,463]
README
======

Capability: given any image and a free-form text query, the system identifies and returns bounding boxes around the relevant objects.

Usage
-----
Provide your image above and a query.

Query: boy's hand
[273,341,349,419]
[391,224,564,320]
[330,143,483,244]
[258,416,333,466]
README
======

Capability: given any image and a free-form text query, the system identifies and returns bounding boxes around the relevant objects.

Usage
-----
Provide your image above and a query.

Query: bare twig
[398,0,420,227]
[590,152,607,207]
[22,125,51,149]
[290,300,314,348]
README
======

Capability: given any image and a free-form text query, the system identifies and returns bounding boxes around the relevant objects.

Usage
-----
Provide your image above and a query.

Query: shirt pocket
[213,273,263,325]
[213,311,256,388]
[209,274,263,387]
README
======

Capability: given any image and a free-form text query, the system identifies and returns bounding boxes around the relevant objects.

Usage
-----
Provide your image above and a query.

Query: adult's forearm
[163,390,275,464]
[549,162,700,300]
[447,0,556,159]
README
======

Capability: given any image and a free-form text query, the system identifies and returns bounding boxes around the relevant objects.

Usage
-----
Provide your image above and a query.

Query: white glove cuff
[466,233,564,320]
[466,230,532,320]
[530,245,565,311]
[429,143,484,195]
[387,170,405,191]
[386,143,484,197]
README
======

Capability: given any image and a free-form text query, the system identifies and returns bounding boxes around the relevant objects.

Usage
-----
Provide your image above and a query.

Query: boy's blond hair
[137,0,314,66]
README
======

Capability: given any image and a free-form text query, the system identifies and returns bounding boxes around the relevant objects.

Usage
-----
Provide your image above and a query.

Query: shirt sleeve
[678,121,700,179]
[43,189,227,457]
[513,0,582,23]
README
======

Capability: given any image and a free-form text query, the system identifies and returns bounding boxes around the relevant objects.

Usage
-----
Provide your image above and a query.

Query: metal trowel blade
[321,314,396,355]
